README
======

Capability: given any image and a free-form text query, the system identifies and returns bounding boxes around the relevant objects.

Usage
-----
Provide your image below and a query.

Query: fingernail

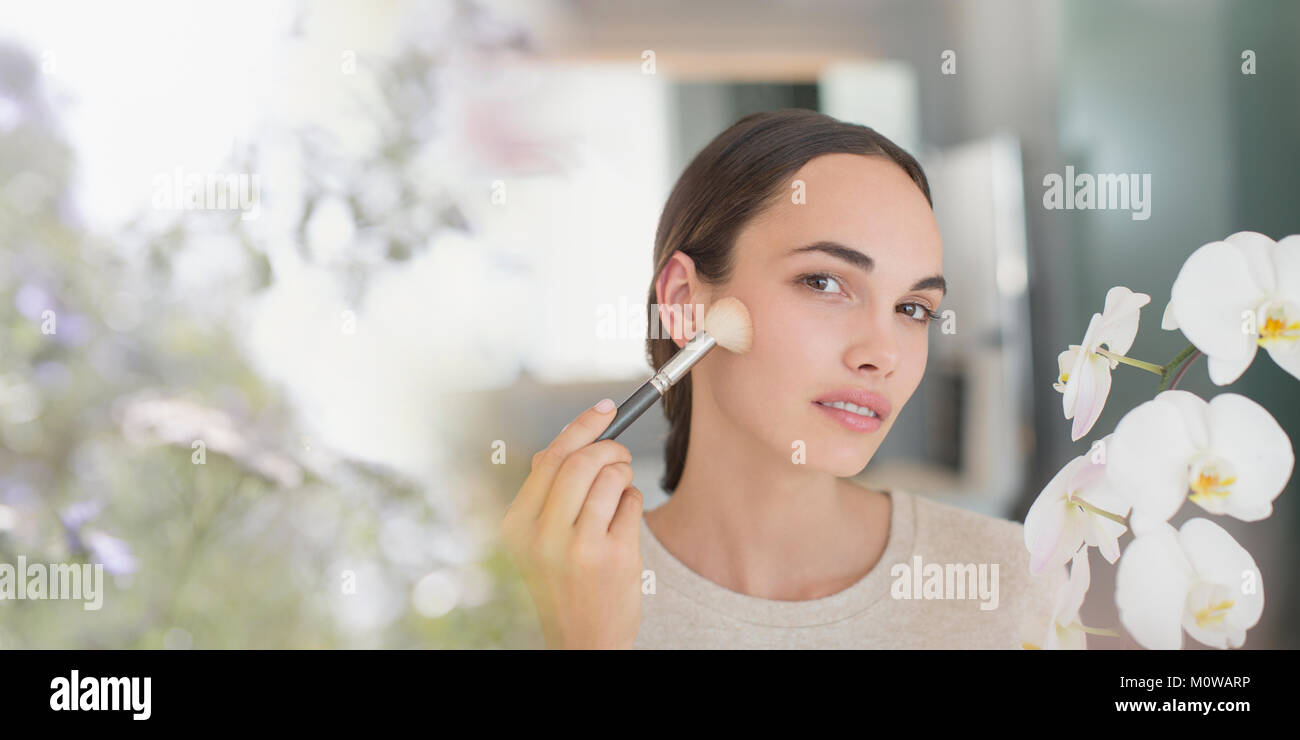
[594,398,615,412]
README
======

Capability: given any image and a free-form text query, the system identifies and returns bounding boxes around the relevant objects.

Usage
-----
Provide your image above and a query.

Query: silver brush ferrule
[649,330,717,394]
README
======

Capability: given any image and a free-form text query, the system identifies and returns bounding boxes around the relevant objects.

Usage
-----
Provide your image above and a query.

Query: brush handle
[594,330,718,442]
[595,382,662,442]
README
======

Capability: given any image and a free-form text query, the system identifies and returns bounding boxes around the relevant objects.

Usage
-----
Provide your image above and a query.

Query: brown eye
[801,273,843,294]
[898,303,935,323]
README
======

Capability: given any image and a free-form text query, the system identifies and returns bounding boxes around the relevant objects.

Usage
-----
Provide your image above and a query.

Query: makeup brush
[596,297,753,442]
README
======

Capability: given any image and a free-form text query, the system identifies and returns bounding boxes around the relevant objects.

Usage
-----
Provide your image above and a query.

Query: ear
[655,252,710,349]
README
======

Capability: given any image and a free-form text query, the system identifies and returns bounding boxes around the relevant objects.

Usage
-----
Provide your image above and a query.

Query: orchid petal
[1263,342,1300,383]
[1025,459,1083,575]
[1273,234,1300,298]
[1203,393,1293,521]
[1126,508,1167,538]
[1025,493,1069,576]
[1067,452,1108,491]
[1260,235,1300,381]
[1098,286,1151,355]
[1224,231,1279,295]
[1207,346,1259,386]
[1108,396,1198,522]
[1169,241,1268,365]
[1054,346,1080,393]
[1115,527,1195,650]
[1089,516,1125,564]
[1057,547,1092,620]
[1161,299,1179,330]
[1070,353,1112,441]
[1055,626,1088,650]
[1178,518,1264,649]
[1153,389,1211,450]
[1061,315,1103,417]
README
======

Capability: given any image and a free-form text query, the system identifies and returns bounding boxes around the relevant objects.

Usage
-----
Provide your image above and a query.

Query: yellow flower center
[1189,472,1236,502]
[1257,300,1300,349]
[1187,456,1236,509]
[1194,600,1235,629]
[1187,582,1237,632]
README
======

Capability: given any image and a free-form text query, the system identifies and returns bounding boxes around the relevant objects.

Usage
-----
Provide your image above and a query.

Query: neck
[648,379,887,600]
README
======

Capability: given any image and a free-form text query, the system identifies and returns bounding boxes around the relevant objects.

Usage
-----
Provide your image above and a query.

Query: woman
[502,108,1068,649]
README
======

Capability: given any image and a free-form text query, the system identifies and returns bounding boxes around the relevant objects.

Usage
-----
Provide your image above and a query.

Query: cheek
[901,328,930,392]
[708,297,815,410]
[746,299,826,385]
[722,303,838,433]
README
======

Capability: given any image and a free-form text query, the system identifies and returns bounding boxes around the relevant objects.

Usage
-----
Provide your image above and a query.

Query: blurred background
[0,0,1296,649]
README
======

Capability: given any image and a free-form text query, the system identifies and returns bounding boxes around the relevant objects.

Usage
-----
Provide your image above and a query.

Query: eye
[798,272,846,295]
[898,302,939,324]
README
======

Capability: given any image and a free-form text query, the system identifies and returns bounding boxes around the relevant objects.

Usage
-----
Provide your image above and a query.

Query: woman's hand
[501,399,644,649]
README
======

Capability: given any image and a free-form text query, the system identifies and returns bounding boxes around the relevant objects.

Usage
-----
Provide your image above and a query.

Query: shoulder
[909,492,1028,561]
[906,491,1069,615]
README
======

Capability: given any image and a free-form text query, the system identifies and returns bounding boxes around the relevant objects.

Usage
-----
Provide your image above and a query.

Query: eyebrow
[786,241,947,296]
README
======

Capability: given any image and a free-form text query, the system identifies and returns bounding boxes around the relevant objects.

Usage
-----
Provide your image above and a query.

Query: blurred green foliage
[0,8,542,648]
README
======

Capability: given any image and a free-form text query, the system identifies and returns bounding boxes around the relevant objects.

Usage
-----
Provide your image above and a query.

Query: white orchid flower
[1024,434,1131,576]
[1021,548,1108,649]
[1115,518,1264,649]
[1055,286,1152,440]
[1107,390,1293,523]
[1162,231,1300,385]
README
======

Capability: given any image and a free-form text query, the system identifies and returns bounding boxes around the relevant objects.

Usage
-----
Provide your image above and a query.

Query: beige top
[634,488,1068,649]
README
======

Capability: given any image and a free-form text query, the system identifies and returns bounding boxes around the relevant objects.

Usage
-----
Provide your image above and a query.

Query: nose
[845,307,899,377]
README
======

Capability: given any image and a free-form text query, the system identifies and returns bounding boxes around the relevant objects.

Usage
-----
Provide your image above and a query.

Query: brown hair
[646,108,933,494]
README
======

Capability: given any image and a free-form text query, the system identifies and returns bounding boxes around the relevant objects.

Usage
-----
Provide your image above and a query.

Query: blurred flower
[1162,231,1300,384]
[1107,390,1292,522]
[0,93,20,132]
[59,500,138,575]
[14,281,53,320]
[83,531,138,575]
[119,394,303,488]
[0,374,42,425]
[412,570,459,618]
[60,500,103,530]
[52,312,92,347]
[1116,518,1263,649]
[32,360,73,390]
[1054,286,1151,440]
[1024,434,1130,575]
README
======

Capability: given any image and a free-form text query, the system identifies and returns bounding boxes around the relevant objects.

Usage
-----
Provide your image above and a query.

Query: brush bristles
[702,297,753,354]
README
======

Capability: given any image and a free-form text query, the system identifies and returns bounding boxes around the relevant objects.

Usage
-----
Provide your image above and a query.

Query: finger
[512,399,617,521]
[609,485,643,541]
[539,441,631,533]
[575,461,635,538]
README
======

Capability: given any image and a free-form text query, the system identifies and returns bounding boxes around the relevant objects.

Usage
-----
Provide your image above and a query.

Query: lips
[811,388,892,422]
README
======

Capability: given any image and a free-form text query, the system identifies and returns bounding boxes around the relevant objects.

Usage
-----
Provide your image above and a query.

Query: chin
[794,432,877,477]
[817,450,875,478]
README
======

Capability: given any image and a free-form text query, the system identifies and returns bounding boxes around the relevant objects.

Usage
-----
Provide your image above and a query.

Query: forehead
[743,152,942,271]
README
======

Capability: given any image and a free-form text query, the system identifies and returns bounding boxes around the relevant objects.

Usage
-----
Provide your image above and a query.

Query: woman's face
[667,153,945,477]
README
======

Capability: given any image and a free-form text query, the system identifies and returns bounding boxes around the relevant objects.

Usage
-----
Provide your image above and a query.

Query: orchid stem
[1072,498,1129,528]
[1095,348,1164,376]
[1155,343,1201,392]
[1165,350,1202,391]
